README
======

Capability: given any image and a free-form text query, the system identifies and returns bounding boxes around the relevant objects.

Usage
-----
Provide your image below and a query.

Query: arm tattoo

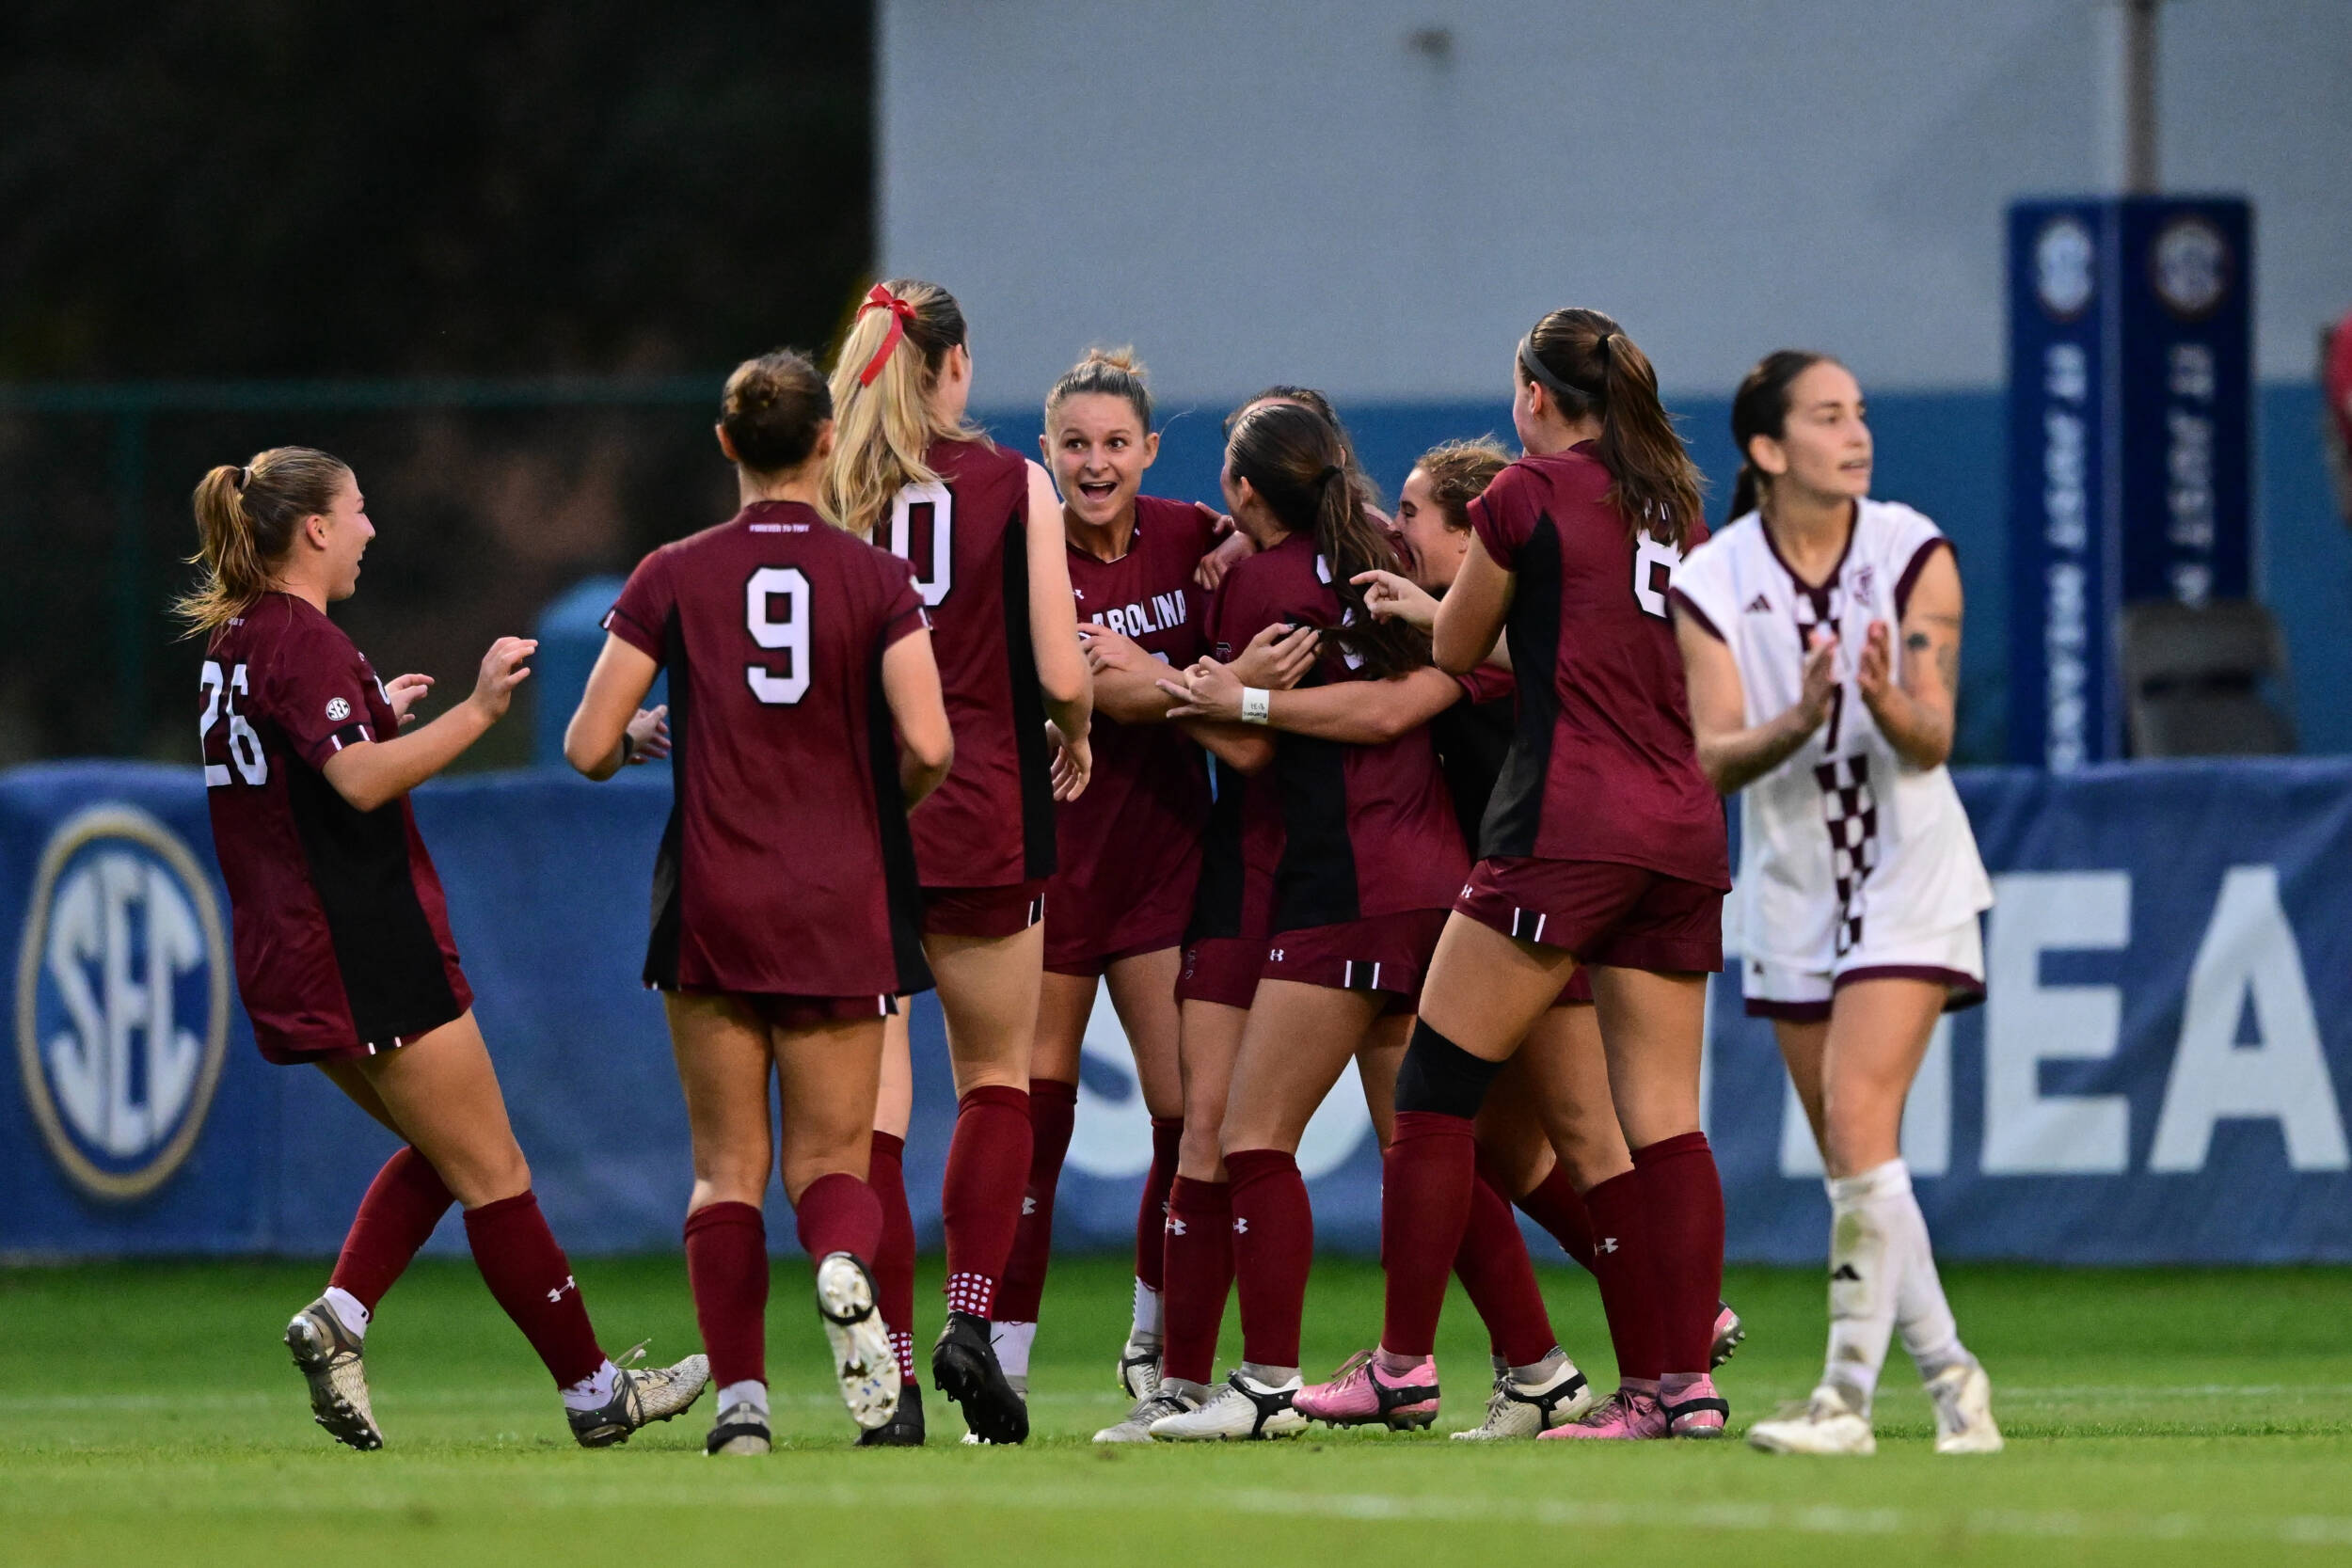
[1936,637,1960,698]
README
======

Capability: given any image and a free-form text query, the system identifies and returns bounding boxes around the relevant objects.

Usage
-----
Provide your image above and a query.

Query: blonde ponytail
[822,278,980,538]
[175,447,352,636]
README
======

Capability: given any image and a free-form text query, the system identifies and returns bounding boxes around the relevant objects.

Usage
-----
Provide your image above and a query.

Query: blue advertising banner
[2006,196,2254,767]
[6,760,2348,1265]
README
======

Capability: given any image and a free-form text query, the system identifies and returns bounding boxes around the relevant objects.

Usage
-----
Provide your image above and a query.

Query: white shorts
[1741,915,1985,1022]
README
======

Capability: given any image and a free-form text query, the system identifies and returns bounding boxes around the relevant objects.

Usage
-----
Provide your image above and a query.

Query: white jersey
[1670,499,1992,976]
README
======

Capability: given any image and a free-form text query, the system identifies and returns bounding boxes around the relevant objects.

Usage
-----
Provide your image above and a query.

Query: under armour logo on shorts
[1232,1217,1249,1235]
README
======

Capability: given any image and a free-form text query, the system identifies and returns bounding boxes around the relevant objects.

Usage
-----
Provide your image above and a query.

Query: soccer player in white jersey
[1668,352,2001,1456]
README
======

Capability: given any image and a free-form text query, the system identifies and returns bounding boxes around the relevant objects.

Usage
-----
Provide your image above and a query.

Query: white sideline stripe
[5,1474,2350,1547]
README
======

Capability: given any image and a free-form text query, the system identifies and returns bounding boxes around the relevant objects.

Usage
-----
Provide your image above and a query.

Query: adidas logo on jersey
[1744,594,1772,614]
[1832,1262,1863,1282]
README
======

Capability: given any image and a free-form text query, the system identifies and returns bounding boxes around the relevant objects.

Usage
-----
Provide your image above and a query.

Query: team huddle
[179,278,2002,1459]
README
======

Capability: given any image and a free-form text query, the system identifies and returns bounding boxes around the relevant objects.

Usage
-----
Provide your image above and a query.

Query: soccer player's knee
[1393,1022,1505,1118]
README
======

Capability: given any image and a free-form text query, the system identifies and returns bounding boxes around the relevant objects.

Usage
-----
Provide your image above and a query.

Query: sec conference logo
[14,804,230,1201]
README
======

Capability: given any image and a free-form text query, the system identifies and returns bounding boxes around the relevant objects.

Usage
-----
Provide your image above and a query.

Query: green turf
[3,1255,2350,1567]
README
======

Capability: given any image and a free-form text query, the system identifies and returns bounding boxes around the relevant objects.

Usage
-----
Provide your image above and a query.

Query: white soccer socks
[1821,1158,1978,1417]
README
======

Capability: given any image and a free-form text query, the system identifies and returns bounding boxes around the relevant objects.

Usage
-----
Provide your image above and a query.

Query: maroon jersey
[879,437,1055,888]
[1467,442,1728,888]
[200,594,470,1062]
[1203,531,1468,931]
[605,500,931,996]
[1046,496,1218,957]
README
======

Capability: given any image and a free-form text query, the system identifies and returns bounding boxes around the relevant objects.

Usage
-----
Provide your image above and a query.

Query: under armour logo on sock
[1832,1263,1863,1282]
[546,1275,577,1304]
[1597,1238,1619,1253]
[1232,1217,1249,1235]
[1022,1196,1037,1215]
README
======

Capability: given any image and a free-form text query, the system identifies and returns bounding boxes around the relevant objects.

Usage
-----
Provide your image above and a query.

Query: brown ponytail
[1520,309,1705,550]
[1727,349,1836,525]
[176,447,352,636]
[1224,400,1427,681]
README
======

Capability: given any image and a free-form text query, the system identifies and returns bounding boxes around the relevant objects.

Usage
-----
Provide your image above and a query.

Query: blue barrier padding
[6,757,2348,1263]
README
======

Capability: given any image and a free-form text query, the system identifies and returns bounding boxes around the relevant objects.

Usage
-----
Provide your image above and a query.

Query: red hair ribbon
[855,284,918,387]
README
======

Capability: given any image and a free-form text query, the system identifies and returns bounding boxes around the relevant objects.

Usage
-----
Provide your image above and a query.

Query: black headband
[1517,335,1582,402]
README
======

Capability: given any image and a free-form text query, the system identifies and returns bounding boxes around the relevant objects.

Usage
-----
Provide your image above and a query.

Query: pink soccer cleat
[1538,1386,1667,1440]
[1294,1349,1440,1431]
[1711,1303,1746,1369]
[1661,1373,1729,1437]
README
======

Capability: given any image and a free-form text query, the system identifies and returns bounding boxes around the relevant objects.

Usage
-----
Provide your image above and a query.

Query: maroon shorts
[1176,936,1263,1009]
[1555,967,1595,1007]
[673,989,899,1030]
[1261,909,1449,1013]
[1045,931,1184,979]
[923,880,1048,940]
[1456,857,1724,974]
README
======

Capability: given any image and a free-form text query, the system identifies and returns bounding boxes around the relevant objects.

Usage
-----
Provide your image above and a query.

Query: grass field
[4,1256,2350,1567]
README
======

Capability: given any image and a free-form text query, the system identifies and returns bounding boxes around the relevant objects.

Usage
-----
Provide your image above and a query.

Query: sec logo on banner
[13,804,230,1201]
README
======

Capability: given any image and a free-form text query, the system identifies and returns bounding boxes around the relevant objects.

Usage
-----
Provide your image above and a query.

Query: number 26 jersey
[605,499,932,999]
[200,594,471,1062]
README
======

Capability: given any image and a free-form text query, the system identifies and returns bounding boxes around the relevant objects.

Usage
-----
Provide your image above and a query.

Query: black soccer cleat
[931,1311,1028,1446]
[856,1376,928,1447]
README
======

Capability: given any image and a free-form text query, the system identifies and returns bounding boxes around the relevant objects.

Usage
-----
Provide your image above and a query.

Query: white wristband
[1239,687,1272,725]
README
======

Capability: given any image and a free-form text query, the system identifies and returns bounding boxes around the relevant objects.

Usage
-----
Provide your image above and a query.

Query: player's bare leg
[1156,981,1381,1441]
[771,1015,898,1433]
[1756,980,1998,1455]
[923,924,1043,1444]
[665,993,780,1452]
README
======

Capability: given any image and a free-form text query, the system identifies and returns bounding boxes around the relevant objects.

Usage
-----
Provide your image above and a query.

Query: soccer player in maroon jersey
[969,347,1210,1405]
[1141,399,1471,1441]
[821,280,1092,1445]
[564,351,952,1455]
[1325,309,1735,1441]
[179,447,707,1452]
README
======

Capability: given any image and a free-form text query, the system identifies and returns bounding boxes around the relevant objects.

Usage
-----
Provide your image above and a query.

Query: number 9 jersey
[199,593,473,1063]
[604,499,934,1000]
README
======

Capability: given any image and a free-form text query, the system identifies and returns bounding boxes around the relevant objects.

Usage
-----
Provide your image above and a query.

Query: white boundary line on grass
[6,1472,2351,1548]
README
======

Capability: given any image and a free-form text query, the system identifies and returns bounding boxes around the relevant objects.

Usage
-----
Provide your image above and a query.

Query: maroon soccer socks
[940,1085,1032,1320]
[867,1131,917,1379]
[1136,1117,1184,1294]
[1454,1164,1558,1368]
[684,1200,769,1389]
[462,1190,605,1391]
[1631,1131,1725,1377]
[994,1078,1078,1323]
[328,1145,454,1318]
[1377,1111,1480,1360]
[1158,1175,1234,1386]
[1582,1169,1664,1386]
[1510,1157,1599,1274]
[1224,1148,1314,1371]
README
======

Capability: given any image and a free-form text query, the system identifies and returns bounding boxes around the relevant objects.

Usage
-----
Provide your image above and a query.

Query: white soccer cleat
[815,1252,900,1431]
[1118,1330,1164,1401]
[705,1398,771,1456]
[1927,1361,2003,1454]
[1093,1387,1200,1443]
[1746,1386,1877,1456]
[1146,1370,1306,1440]
[1450,1356,1596,1440]
[285,1297,383,1451]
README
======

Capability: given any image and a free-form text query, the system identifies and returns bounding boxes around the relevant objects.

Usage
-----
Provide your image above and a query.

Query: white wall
[880,0,2352,402]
